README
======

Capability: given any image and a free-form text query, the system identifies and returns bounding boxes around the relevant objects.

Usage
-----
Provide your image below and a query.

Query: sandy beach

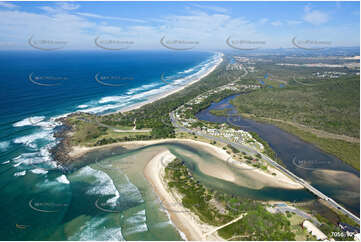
[114,53,223,114]
[69,138,303,190]
[143,150,221,241]
[67,139,304,240]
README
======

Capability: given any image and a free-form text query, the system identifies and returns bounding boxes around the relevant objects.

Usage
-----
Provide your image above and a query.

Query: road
[78,116,151,132]
[170,111,360,225]
[272,203,321,226]
[203,213,247,240]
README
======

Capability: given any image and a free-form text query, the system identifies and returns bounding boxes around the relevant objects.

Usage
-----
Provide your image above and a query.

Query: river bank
[50,53,224,166]
[196,93,360,217]
[64,138,303,191]
[143,150,220,241]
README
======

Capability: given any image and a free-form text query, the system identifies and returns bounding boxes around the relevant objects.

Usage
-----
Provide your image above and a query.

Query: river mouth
[1,140,315,240]
[83,142,315,202]
[2,136,356,240]
[196,94,360,217]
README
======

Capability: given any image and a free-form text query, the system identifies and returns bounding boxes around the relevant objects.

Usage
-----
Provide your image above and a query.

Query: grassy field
[288,213,316,241]
[65,113,152,146]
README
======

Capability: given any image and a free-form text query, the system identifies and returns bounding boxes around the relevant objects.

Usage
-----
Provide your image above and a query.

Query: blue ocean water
[0,50,220,167]
[0,50,222,240]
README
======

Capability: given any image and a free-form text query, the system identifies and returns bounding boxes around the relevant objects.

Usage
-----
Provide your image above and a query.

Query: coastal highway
[169,111,360,225]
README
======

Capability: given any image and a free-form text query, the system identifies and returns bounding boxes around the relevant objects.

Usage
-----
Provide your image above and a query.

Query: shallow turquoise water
[0,141,315,240]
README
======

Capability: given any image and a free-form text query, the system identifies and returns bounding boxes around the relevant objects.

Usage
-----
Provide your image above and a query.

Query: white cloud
[191,3,228,13]
[271,20,282,26]
[287,20,302,25]
[259,18,268,24]
[0,1,17,9]
[2,4,354,50]
[98,25,122,35]
[38,3,79,13]
[58,2,80,11]
[303,7,329,25]
[0,6,271,50]
[39,6,58,13]
[75,12,146,23]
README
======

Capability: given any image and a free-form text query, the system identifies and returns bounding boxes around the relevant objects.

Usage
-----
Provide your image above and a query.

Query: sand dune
[143,150,221,241]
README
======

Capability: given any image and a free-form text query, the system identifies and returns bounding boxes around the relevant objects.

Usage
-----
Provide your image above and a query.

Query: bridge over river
[170,111,360,225]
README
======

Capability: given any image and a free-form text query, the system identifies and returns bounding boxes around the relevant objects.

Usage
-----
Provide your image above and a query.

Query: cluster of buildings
[226,56,256,73]
[266,203,361,241]
[186,83,260,107]
[277,62,359,70]
[226,62,244,71]
[312,71,347,78]
[175,83,263,152]
[301,220,360,241]
[199,126,263,150]
[302,220,328,241]
[232,56,256,64]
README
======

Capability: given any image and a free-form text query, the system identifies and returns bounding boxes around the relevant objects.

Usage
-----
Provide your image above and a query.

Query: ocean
[0,50,222,240]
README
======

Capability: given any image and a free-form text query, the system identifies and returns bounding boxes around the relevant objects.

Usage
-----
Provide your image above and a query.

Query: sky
[0,1,359,50]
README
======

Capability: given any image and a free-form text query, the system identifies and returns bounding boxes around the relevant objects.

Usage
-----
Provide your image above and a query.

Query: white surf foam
[78,103,127,114]
[123,210,148,236]
[13,161,23,167]
[68,216,125,241]
[178,67,195,74]
[76,52,222,117]
[156,196,188,241]
[14,171,26,176]
[77,104,88,109]
[126,209,146,224]
[31,168,48,174]
[74,166,120,205]
[153,220,172,228]
[11,144,57,169]
[119,175,144,203]
[13,116,45,127]
[124,223,148,235]
[126,82,160,95]
[56,174,70,184]
[99,95,128,104]
[0,141,10,151]
[13,130,55,149]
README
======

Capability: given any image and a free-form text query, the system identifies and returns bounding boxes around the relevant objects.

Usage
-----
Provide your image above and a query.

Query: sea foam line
[76,52,222,115]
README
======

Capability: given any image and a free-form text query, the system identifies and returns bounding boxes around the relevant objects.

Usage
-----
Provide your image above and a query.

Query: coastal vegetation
[51,54,360,241]
[251,117,360,170]
[165,158,233,226]
[64,113,153,146]
[248,131,284,166]
[231,76,359,138]
[165,158,298,240]
[59,59,242,146]
[217,207,295,241]
[230,76,360,170]
[296,200,357,241]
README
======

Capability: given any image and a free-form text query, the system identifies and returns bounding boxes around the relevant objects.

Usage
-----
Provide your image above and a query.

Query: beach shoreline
[51,52,223,165]
[113,52,224,114]
[68,138,303,190]
[143,150,209,240]
[143,150,223,241]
